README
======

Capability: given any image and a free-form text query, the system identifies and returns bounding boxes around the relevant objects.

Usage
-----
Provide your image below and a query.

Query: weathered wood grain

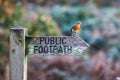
[10,27,27,80]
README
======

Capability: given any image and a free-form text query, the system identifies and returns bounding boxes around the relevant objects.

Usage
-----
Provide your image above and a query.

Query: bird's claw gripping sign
[26,36,89,55]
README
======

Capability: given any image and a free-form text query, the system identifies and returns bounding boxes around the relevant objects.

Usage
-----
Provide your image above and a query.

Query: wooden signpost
[10,27,89,80]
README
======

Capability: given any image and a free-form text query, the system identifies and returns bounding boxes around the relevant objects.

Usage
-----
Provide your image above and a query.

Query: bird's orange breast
[73,24,80,30]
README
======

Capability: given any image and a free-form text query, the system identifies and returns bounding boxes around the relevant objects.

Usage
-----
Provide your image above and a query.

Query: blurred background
[0,0,120,80]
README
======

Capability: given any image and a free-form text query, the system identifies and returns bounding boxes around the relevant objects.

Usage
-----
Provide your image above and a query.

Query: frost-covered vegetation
[0,0,120,80]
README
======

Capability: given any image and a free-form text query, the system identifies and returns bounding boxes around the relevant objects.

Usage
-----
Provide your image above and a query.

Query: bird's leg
[72,30,79,37]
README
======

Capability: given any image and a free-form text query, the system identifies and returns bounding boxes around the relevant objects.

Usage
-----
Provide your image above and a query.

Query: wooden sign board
[26,36,89,55]
[10,27,89,80]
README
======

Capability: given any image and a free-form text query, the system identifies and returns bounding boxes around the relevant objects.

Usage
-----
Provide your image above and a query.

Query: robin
[71,21,81,32]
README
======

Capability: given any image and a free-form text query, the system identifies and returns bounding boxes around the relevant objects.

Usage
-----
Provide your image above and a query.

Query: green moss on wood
[13,30,23,46]
[25,37,34,56]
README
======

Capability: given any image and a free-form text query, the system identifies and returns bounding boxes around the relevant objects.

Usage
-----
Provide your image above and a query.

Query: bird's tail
[71,28,73,33]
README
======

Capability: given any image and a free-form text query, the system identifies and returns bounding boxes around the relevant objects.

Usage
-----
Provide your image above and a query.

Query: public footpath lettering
[26,36,89,55]
[33,37,72,53]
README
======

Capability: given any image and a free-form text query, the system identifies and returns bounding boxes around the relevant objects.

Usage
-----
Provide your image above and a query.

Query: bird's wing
[71,26,75,32]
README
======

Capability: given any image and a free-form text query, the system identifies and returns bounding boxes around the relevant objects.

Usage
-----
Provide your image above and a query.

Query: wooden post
[10,27,27,80]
